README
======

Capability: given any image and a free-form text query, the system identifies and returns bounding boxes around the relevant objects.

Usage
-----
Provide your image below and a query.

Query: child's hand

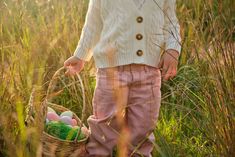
[64,56,85,76]
[157,49,179,81]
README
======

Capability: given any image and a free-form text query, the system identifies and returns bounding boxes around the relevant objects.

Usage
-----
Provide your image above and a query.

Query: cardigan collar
[125,0,159,15]
[123,0,147,12]
[131,0,146,10]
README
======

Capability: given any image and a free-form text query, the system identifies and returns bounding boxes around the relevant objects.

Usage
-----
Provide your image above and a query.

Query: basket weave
[41,67,88,157]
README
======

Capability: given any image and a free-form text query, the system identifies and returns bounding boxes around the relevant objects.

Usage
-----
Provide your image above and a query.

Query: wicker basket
[41,67,89,157]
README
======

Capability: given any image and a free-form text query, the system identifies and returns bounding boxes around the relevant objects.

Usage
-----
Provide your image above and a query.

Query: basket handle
[44,67,87,142]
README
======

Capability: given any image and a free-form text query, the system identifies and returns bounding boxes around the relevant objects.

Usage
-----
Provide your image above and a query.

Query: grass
[0,0,234,156]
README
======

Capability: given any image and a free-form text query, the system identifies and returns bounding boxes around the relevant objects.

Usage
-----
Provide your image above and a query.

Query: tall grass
[153,1,235,156]
[0,0,92,156]
[0,0,234,157]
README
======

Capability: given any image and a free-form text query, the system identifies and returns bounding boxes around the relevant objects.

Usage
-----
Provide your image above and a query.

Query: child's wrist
[165,49,180,61]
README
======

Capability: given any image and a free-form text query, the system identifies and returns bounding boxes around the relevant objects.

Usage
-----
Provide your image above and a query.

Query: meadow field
[0,0,234,156]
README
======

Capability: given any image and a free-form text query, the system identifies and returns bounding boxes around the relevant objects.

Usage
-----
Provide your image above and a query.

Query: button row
[136,16,144,56]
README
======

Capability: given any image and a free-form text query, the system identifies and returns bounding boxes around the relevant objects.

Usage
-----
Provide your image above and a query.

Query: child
[64,0,181,156]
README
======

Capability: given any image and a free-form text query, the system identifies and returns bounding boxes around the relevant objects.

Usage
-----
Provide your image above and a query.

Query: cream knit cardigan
[74,0,181,68]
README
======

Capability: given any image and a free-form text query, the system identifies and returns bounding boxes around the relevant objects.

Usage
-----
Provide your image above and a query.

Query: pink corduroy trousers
[86,63,161,157]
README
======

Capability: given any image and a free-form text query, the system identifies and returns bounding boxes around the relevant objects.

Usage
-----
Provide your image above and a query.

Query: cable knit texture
[74,0,181,68]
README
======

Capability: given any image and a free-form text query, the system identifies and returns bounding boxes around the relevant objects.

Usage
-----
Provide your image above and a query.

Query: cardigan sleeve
[163,0,181,54]
[73,0,103,61]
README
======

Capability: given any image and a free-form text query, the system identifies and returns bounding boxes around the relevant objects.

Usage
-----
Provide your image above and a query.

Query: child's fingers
[164,65,178,81]
[163,65,175,81]
[163,69,171,81]
[64,56,78,67]
[170,66,177,78]
[64,65,71,76]
[65,69,75,76]
[64,60,71,67]
[64,69,71,76]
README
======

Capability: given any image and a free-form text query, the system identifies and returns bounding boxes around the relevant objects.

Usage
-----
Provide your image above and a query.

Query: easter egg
[45,121,86,141]
[59,116,73,125]
[60,111,73,118]
[47,112,59,121]
[71,119,78,126]
[47,107,56,113]
[45,121,76,140]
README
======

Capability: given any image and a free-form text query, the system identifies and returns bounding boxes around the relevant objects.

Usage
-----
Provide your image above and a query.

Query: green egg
[45,121,86,141]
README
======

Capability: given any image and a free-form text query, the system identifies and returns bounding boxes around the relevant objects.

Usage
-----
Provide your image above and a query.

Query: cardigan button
[136,34,143,40]
[136,16,143,23]
[136,50,143,56]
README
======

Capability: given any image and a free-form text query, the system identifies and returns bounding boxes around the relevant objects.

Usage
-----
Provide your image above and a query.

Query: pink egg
[47,112,59,121]
[59,116,73,125]
[71,119,78,126]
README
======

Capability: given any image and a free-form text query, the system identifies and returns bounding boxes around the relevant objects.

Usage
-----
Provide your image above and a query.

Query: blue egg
[60,111,73,118]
